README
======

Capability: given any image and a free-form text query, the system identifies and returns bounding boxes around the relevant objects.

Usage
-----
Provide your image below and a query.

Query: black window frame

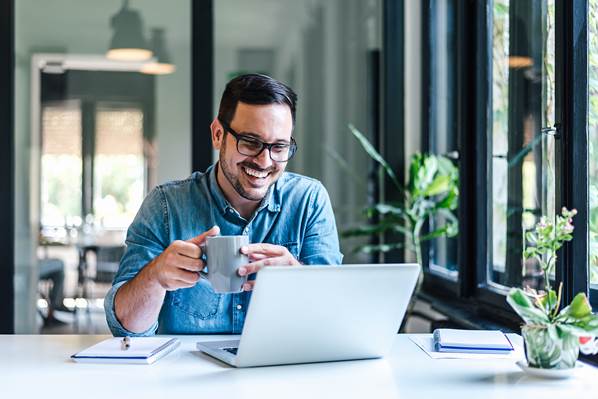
[420,0,597,363]
[0,0,15,334]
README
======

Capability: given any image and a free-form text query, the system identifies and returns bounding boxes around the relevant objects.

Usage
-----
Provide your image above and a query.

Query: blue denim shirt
[104,164,343,336]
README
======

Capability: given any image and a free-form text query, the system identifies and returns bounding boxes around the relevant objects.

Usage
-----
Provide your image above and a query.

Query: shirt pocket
[171,280,221,320]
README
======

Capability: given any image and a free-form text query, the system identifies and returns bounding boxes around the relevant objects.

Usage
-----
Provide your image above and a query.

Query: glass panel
[41,101,82,235]
[589,1,598,291]
[215,0,382,262]
[428,0,458,280]
[94,104,145,230]
[489,0,555,290]
[15,0,191,333]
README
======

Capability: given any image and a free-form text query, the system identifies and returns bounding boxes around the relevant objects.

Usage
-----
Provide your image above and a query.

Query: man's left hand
[238,243,300,291]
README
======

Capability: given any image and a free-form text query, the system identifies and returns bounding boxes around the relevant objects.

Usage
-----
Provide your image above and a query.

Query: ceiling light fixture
[141,28,176,75]
[106,0,153,61]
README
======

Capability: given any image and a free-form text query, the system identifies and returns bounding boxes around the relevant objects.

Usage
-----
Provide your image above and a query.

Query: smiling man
[104,74,343,336]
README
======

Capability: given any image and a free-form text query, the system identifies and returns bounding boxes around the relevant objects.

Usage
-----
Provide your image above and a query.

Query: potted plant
[343,125,459,273]
[507,207,598,369]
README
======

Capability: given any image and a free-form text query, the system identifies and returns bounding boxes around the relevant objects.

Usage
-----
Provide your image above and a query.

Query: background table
[1,334,597,399]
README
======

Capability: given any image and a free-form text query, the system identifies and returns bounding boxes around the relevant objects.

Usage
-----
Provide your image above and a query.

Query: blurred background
[3,1,598,340]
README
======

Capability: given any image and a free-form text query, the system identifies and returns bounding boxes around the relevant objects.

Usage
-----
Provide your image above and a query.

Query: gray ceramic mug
[200,235,249,293]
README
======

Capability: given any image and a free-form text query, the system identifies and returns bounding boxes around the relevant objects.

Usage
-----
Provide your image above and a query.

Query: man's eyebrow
[238,131,262,140]
[238,132,291,145]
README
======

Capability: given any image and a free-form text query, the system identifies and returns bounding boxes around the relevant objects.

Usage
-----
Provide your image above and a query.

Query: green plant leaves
[423,175,451,196]
[562,293,593,319]
[506,288,550,324]
[344,125,460,269]
[348,124,402,190]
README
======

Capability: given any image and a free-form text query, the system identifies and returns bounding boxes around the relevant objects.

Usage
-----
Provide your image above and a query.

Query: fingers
[238,256,297,276]
[186,226,221,246]
[242,280,255,291]
[174,269,201,285]
[172,240,201,259]
[237,264,263,277]
[240,243,286,257]
[160,269,200,290]
[175,253,204,272]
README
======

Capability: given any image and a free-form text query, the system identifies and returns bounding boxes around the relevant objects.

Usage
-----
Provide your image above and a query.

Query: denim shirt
[104,164,343,336]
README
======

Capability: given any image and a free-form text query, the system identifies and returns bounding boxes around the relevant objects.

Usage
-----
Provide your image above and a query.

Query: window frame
[420,0,596,331]
[420,0,478,301]
[0,0,15,334]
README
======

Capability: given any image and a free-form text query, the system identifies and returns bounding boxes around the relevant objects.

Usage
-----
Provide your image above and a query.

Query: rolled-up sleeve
[299,182,344,265]
[104,186,170,336]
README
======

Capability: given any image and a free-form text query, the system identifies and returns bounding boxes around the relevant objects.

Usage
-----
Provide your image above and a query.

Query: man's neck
[216,163,260,219]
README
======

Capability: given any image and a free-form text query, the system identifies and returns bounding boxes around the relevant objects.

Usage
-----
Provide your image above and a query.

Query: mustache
[239,161,275,173]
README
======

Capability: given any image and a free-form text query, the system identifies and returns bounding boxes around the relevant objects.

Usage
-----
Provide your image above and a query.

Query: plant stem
[414,237,423,269]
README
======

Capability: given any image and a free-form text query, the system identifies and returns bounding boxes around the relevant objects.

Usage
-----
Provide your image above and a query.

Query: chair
[93,245,125,284]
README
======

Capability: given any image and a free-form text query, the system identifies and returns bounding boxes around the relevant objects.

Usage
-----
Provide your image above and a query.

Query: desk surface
[1,334,597,399]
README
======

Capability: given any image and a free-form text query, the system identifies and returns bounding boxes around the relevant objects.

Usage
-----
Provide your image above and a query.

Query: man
[105,74,342,336]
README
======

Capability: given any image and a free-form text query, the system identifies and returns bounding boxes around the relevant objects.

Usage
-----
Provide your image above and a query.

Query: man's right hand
[147,226,220,291]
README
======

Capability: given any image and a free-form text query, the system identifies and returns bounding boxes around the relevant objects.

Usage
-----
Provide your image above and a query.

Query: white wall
[14,0,191,332]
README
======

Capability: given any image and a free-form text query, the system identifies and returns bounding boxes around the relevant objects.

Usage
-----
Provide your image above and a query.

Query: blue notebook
[433,329,514,354]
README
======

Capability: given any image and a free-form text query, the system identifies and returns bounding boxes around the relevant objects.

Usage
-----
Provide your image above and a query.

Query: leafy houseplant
[343,125,459,275]
[507,207,598,369]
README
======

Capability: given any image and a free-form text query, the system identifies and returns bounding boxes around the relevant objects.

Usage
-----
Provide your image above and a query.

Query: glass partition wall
[12,0,382,334]
[14,0,191,333]
[214,0,383,263]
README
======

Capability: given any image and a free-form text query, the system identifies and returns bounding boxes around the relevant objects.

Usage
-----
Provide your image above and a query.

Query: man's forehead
[231,102,293,140]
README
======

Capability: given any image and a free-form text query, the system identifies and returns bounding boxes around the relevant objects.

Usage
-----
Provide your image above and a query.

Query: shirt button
[236,304,243,310]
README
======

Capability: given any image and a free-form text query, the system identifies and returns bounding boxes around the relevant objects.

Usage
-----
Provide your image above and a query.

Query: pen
[121,336,131,351]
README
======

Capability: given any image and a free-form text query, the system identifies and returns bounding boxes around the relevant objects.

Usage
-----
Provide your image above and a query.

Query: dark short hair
[217,74,297,127]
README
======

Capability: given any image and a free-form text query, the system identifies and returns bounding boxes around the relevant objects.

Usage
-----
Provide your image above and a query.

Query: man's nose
[252,147,273,168]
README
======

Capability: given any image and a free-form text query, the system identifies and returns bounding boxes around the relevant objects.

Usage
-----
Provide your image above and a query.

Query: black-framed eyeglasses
[219,119,297,162]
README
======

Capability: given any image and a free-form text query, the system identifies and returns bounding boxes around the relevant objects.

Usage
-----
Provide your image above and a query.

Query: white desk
[1,334,597,399]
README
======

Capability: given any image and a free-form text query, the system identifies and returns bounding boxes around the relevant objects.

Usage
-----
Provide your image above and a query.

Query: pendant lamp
[106,0,153,61]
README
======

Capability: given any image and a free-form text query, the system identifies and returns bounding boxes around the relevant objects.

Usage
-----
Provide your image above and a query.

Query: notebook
[71,337,180,364]
[433,329,514,354]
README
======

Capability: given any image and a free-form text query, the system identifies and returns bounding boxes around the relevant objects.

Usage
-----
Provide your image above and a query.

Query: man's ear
[210,118,224,150]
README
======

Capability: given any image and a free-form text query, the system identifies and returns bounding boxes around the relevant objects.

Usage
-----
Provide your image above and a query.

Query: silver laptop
[196,263,420,367]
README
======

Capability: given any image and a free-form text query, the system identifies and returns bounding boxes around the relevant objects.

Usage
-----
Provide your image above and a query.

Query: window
[421,0,595,335]
[94,104,145,230]
[423,0,459,280]
[39,71,153,238]
[41,101,82,236]
[489,0,556,291]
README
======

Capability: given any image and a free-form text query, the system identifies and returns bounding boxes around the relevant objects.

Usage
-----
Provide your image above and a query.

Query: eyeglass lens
[237,137,293,162]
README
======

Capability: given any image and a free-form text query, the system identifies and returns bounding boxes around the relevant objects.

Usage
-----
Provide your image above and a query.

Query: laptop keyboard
[222,347,238,355]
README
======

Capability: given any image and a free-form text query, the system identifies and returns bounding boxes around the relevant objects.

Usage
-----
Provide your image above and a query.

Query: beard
[219,142,278,202]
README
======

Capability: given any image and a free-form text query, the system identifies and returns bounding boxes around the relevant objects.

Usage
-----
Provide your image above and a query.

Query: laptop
[196,263,420,367]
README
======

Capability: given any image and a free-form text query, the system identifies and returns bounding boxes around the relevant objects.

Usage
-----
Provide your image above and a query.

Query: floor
[38,244,112,334]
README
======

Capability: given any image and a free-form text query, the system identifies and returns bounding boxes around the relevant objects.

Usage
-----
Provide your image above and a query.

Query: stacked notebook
[432,329,514,354]
[71,337,180,364]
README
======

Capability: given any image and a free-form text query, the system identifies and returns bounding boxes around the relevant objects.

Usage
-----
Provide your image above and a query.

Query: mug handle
[198,244,208,278]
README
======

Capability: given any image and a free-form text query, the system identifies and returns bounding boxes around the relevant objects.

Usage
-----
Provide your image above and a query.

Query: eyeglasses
[219,119,297,162]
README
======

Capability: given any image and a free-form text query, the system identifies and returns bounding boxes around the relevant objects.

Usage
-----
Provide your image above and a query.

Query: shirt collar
[207,163,281,216]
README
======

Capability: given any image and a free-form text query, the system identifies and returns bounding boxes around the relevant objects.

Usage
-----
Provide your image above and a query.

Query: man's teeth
[243,167,269,178]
